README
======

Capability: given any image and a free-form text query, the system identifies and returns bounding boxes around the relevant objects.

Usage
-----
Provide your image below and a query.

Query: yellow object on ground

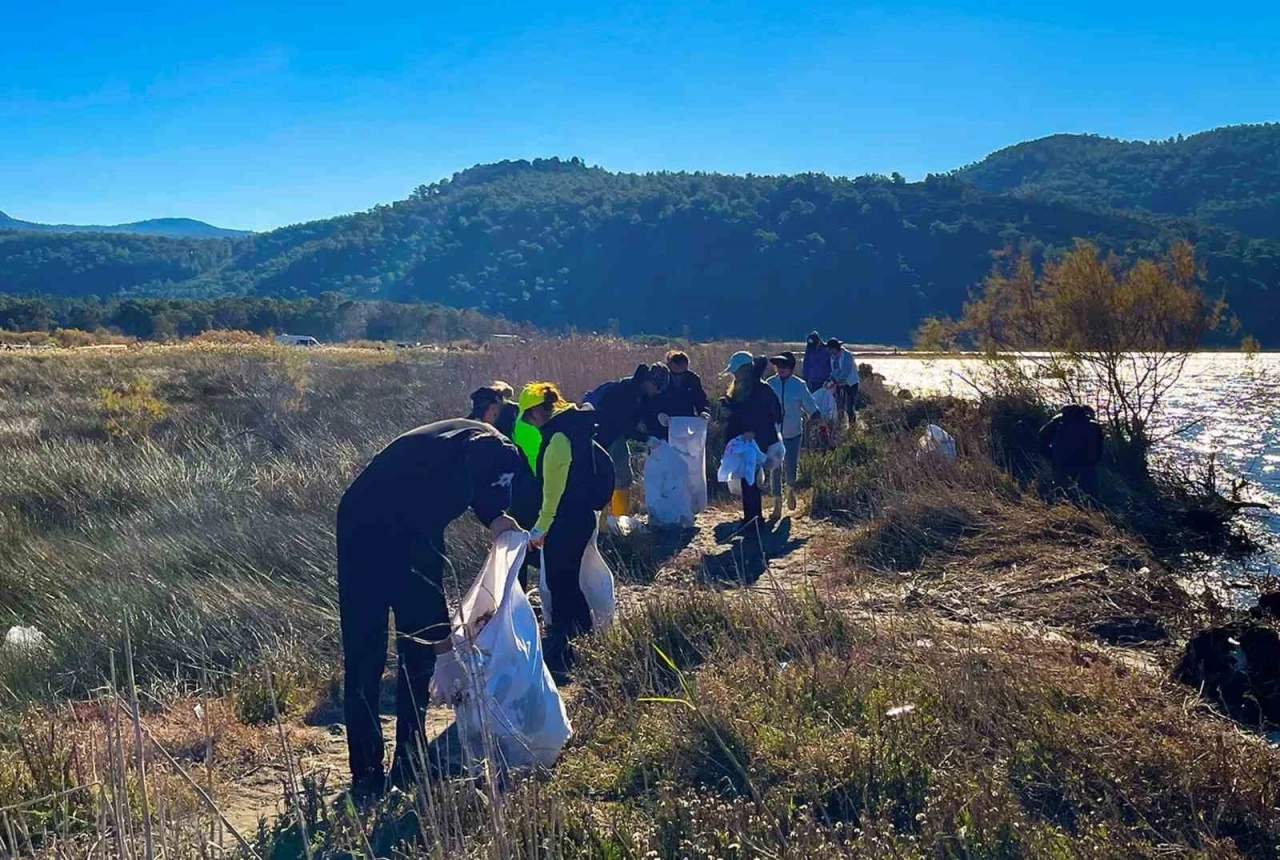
[610,489,630,518]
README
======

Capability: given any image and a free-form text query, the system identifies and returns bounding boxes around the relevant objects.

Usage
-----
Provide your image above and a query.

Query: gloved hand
[529,527,547,549]
[430,648,470,706]
[657,413,670,428]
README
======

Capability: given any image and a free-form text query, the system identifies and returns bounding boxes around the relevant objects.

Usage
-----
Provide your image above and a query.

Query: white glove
[431,649,470,706]
[657,413,671,428]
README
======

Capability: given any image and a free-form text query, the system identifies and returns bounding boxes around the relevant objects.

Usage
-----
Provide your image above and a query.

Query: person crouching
[519,383,616,667]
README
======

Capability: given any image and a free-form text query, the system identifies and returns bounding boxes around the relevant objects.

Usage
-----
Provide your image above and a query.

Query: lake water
[870,353,1280,598]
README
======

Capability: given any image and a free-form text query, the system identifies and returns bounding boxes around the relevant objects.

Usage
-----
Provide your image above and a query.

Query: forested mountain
[958,124,1280,238]
[2,138,1279,344]
[0,210,249,239]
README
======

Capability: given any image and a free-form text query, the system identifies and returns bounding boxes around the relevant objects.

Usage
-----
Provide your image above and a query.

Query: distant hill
[2,132,1279,344]
[0,210,250,239]
[957,124,1280,238]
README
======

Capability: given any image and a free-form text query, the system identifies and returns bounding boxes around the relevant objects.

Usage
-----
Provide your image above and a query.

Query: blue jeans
[770,435,802,495]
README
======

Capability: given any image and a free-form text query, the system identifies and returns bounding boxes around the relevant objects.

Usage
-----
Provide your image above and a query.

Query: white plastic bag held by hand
[539,524,616,632]
[813,386,838,422]
[718,436,768,487]
[433,532,572,771]
[645,440,695,527]
[668,416,709,514]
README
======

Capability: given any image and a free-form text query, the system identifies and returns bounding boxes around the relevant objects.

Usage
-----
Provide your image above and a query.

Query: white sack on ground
[645,440,695,527]
[918,424,957,459]
[433,532,572,771]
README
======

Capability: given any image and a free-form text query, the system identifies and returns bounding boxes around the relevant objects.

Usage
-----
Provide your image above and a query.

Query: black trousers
[337,510,449,792]
[542,506,596,640]
[838,383,859,423]
[742,480,763,523]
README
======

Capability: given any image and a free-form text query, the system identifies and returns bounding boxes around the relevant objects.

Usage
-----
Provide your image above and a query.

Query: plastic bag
[432,532,572,771]
[918,424,957,459]
[764,440,786,473]
[718,436,768,487]
[644,440,695,527]
[813,386,838,422]
[668,416,709,514]
[539,524,616,632]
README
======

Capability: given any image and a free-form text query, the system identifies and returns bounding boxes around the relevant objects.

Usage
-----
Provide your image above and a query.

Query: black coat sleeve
[689,372,710,416]
[465,433,530,527]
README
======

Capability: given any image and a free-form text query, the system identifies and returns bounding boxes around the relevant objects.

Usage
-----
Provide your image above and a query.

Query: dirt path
[213,502,850,835]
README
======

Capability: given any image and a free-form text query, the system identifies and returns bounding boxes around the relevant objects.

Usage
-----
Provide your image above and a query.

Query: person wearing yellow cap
[519,382,616,665]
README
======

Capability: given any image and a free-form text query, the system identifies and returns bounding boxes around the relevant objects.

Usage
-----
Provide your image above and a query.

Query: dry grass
[0,340,1270,859]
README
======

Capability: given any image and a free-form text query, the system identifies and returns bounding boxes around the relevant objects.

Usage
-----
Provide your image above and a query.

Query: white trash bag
[668,416,709,514]
[3,626,47,652]
[645,439,695,527]
[918,424,957,459]
[539,524,617,633]
[432,532,572,772]
[813,386,838,422]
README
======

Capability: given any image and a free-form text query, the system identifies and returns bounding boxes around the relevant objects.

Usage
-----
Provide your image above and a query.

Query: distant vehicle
[274,334,320,347]
[395,341,421,350]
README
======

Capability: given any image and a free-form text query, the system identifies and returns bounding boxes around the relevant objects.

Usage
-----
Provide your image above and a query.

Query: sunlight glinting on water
[869,353,1280,596]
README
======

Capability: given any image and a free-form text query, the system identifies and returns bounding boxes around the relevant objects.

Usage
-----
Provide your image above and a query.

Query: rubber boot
[610,489,630,518]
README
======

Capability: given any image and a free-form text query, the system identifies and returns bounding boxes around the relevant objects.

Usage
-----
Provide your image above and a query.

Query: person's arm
[467,435,524,529]
[691,375,710,417]
[799,384,820,422]
[534,432,572,534]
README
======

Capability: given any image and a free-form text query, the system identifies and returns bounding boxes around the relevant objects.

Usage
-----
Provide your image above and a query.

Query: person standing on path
[721,352,782,525]
[336,419,535,798]
[767,351,821,518]
[520,383,615,667]
[802,332,830,393]
[827,338,860,427]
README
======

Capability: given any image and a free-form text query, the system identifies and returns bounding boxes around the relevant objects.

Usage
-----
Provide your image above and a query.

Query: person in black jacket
[1038,404,1105,502]
[468,382,518,441]
[721,352,783,524]
[664,351,711,419]
[586,364,668,516]
[521,384,615,666]
[336,419,535,798]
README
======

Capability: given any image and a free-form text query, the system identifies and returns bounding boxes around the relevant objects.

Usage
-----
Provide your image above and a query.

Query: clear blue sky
[4,0,1277,232]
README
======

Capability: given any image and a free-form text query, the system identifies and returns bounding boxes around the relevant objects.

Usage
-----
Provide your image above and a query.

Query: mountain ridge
[0,210,250,239]
[1,125,1278,343]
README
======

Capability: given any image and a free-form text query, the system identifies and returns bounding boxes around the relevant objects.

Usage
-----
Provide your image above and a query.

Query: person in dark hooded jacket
[1038,404,1104,501]
[585,364,668,516]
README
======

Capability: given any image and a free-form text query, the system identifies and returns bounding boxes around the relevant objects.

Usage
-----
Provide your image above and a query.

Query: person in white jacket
[766,351,821,517]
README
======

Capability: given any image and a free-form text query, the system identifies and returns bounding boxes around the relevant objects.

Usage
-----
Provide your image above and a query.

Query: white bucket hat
[724,351,755,374]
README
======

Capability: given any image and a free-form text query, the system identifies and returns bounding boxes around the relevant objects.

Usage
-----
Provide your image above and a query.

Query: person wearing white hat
[719,351,782,525]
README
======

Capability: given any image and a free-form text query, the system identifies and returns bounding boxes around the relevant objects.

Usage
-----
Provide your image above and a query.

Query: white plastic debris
[3,626,47,652]
[886,704,917,718]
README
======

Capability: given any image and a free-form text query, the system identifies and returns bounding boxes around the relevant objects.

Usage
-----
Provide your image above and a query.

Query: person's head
[770,351,797,378]
[807,332,822,350]
[518,382,568,429]
[642,362,671,397]
[724,351,756,398]
[666,350,690,375]
[468,384,510,425]
[826,337,843,355]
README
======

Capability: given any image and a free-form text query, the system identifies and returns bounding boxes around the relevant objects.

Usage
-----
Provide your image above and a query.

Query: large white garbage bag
[433,532,572,771]
[645,440,695,527]
[539,525,616,632]
[668,416,709,514]
[813,386,838,422]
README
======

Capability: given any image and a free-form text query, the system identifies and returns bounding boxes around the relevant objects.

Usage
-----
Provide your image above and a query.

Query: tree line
[0,293,524,343]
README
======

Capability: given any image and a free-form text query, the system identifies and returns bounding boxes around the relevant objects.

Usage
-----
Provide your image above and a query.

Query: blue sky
[3,1,1278,232]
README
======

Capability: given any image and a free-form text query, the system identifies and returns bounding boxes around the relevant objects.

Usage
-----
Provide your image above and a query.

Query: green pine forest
[2,123,1278,344]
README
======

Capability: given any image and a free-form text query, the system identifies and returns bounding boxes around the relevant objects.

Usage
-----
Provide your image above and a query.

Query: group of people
[333,337,860,797]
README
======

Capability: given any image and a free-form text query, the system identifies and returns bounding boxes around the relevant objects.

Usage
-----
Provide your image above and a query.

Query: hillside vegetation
[959,123,1280,238]
[3,125,1280,343]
